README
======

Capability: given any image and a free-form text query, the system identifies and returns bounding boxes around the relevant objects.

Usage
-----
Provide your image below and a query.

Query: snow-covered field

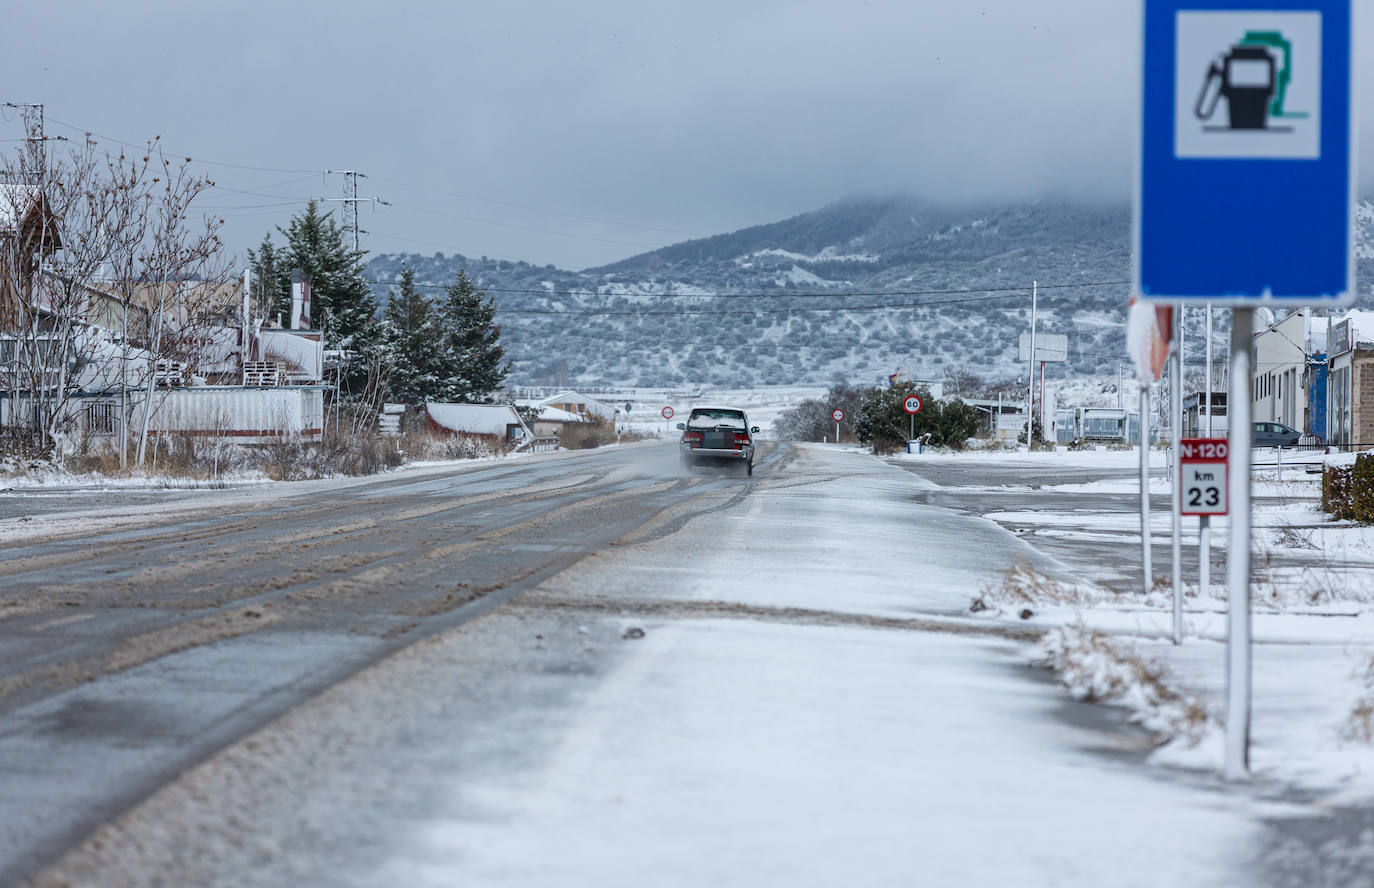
[604,384,825,438]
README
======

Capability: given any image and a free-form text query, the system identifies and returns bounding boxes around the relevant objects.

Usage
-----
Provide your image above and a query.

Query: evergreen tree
[435,270,508,402]
[253,201,376,346]
[382,265,447,407]
[245,234,285,321]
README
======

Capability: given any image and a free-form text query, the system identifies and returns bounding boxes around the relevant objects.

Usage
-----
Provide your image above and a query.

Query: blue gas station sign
[1135,0,1354,304]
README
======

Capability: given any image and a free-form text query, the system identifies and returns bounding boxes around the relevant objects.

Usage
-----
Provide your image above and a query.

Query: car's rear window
[688,409,746,428]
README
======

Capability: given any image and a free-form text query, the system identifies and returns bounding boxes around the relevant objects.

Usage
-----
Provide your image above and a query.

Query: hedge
[1322,453,1374,522]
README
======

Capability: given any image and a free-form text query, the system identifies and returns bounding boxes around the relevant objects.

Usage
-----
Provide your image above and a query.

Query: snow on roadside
[1038,622,1215,747]
[930,445,1374,794]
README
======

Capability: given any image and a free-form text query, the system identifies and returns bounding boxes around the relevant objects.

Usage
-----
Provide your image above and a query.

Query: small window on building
[84,401,116,436]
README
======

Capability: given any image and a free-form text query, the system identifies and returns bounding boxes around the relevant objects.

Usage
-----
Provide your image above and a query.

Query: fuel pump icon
[1194,44,1277,130]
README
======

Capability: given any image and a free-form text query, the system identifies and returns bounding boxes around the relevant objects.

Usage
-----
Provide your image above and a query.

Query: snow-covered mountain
[367,196,1374,388]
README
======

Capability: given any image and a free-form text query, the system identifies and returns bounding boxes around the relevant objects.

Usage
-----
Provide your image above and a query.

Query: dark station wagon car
[677,406,759,476]
[1252,421,1301,448]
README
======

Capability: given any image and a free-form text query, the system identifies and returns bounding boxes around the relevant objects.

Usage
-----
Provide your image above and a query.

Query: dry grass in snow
[1038,623,1214,746]
[970,562,1099,615]
[1344,655,1374,744]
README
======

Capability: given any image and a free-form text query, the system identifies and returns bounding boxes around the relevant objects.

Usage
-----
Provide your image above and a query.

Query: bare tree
[128,143,230,465]
[0,120,230,462]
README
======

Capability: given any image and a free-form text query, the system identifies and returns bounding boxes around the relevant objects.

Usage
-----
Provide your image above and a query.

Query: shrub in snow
[1038,623,1213,745]
[1323,454,1374,522]
[1344,655,1374,744]
[970,562,1099,612]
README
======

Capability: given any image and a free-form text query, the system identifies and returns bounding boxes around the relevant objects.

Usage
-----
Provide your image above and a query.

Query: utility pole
[1028,281,1038,443]
[323,170,389,252]
[1205,304,1214,437]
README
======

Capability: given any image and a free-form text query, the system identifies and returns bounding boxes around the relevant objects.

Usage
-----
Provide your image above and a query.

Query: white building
[1250,309,1325,435]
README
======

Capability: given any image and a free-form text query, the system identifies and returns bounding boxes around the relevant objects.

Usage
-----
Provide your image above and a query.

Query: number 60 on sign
[1179,438,1229,516]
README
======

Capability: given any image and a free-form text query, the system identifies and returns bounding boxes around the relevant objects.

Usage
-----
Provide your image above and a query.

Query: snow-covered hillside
[367,196,1374,388]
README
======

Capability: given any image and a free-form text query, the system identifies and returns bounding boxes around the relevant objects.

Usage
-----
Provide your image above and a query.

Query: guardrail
[515,436,560,453]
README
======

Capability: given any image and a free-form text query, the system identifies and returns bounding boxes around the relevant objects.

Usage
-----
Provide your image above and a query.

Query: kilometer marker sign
[1179,438,1229,516]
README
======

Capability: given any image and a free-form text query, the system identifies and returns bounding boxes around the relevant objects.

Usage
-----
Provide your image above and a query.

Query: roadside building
[1182,392,1228,438]
[536,390,617,422]
[425,402,530,445]
[960,397,1025,441]
[521,404,591,439]
[1251,309,1324,435]
[1325,310,1374,447]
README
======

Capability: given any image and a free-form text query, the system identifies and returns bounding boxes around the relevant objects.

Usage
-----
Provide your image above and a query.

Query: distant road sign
[831,408,845,422]
[1180,437,1230,515]
[1018,333,1068,363]
[1137,1,1354,304]
[902,396,922,415]
[661,406,674,420]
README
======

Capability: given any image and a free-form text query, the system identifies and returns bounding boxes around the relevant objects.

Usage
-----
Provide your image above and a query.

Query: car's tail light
[732,432,750,448]
[684,431,704,446]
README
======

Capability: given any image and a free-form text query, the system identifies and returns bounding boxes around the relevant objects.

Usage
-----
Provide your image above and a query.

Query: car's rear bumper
[681,446,752,461]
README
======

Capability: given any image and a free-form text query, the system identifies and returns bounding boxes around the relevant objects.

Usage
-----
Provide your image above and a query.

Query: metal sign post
[1019,333,1068,445]
[902,396,922,441]
[1226,312,1253,780]
[661,405,674,437]
[1140,383,1153,593]
[832,408,844,444]
[1138,0,1353,779]
[1180,436,1229,632]
[1170,310,1184,644]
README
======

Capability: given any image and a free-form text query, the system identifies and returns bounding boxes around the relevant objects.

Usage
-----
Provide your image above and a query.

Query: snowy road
[0,443,1307,885]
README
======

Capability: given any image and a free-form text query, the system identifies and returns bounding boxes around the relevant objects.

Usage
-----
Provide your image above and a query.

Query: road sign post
[902,396,921,441]
[831,408,844,444]
[1139,0,1353,779]
[1227,311,1254,780]
[661,405,674,437]
[1181,437,1230,623]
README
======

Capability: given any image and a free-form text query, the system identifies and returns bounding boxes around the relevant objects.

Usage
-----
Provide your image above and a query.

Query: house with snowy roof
[425,402,530,444]
[536,390,618,422]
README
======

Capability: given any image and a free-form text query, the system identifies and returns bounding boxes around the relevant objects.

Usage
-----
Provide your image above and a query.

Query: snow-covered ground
[25,441,1369,886]
[373,443,1274,887]
[911,445,1374,795]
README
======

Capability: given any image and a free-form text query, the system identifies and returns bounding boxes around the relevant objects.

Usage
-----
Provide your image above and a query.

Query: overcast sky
[4,1,1372,270]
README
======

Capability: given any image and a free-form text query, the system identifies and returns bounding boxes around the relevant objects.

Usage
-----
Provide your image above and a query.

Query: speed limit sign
[903,396,922,415]
[1179,438,1228,516]
[831,408,844,422]
[661,406,675,420]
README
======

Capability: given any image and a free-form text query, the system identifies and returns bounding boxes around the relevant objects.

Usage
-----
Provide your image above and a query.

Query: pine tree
[245,234,285,321]
[382,265,447,407]
[436,270,508,402]
[254,201,376,347]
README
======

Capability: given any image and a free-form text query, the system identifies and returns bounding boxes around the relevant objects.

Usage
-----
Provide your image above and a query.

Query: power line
[43,115,320,174]
[384,200,662,250]
[366,278,1130,301]
[34,114,698,246]
[371,175,706,239]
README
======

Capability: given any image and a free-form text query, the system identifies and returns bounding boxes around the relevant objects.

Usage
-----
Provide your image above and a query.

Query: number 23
[1187,486,1220,507]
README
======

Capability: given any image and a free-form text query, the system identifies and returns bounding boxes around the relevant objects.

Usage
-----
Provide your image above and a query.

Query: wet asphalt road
[0,442,783,886]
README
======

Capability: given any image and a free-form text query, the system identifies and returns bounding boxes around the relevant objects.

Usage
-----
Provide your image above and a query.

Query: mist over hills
[366,196,1374,389]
